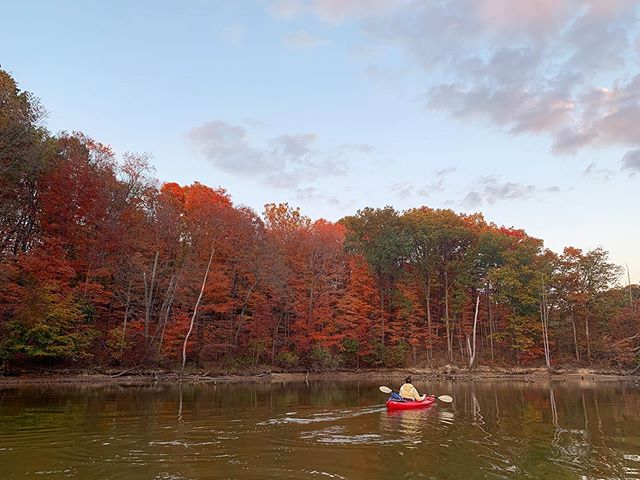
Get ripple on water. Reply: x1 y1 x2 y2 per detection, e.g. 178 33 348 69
148 440 220 447
154 473 188 480
258 406 385 426
300 425 403 446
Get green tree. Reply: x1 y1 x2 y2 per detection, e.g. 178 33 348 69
343 206 409 345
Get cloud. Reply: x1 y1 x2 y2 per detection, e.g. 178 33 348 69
284 31 329 49
291 187 344 208
302 0 640 167
551 77 640 154
221 22 245 44
272 133 317 158
189 120 268 173
462 176 560 206
583 163 614 182
269 0 303 19
391 167 455 199
189 120 367 187
473 0 577 34
311 0 409 23
621 149 640 175
293 186 323 201
391 182 424 199
434 166 457 177
337 143 376 154
292 186 342 204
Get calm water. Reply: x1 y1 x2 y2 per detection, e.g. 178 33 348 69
1 379 639 479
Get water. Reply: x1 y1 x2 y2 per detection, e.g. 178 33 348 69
1 379 639 479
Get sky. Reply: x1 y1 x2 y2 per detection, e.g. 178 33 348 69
2 0 639 281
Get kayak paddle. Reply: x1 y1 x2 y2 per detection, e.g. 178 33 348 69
378 385 453 403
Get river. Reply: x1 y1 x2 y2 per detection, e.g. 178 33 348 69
1 379 639 479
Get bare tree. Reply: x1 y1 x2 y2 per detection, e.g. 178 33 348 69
182 246 214 369
466 293 480 369
540 275 551 370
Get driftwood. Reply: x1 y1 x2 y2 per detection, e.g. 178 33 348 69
109 367 138 378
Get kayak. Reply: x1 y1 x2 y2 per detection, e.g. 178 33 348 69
386 395 436 410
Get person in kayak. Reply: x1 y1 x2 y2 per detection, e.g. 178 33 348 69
399 376 426 401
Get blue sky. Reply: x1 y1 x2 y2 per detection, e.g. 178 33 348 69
2 0 639 281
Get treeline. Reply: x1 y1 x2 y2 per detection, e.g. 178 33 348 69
1 69 639 372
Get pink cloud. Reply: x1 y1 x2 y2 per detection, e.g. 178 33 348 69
311 0 408 23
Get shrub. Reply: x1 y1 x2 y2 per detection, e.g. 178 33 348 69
341 338 361 367
365 341 407 368
275 351 299 370
309 347 342 372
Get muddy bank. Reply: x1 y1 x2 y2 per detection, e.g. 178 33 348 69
1 366 638 387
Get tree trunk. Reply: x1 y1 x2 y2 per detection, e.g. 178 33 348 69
426 278 433 363
120 282 131 357
272 312 284 362
380 281 385 346
456 314 465 360
182 246 214 369
155 274 176 354
585 316 591 364
571 314 581 363
234 281 257 346
467 293 480 369
487 295 495 365
540 277 551 370
444 272 452 362
144 251 159 348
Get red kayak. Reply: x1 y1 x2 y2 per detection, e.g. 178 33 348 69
386 395 436 410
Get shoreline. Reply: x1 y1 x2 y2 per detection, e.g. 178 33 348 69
1 366 638 387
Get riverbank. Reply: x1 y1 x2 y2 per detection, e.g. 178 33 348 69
1 366 638 387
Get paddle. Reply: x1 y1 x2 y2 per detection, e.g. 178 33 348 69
379 385 453 403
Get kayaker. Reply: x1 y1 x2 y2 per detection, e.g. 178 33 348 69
399 376 426 401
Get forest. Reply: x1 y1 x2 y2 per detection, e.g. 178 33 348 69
1 68 639 373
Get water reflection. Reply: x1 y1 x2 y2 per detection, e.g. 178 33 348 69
382 407 433 442
0 380 638 479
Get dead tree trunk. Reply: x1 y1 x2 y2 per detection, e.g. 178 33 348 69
466 293 480 370
540 277 551 370
182 246 214 369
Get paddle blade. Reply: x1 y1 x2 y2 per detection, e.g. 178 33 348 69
437 395 453 403
379 386 392 394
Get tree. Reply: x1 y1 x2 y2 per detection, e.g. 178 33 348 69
0 68 50 258
343 206 409 346
555 247 623 364
0 240 95 363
